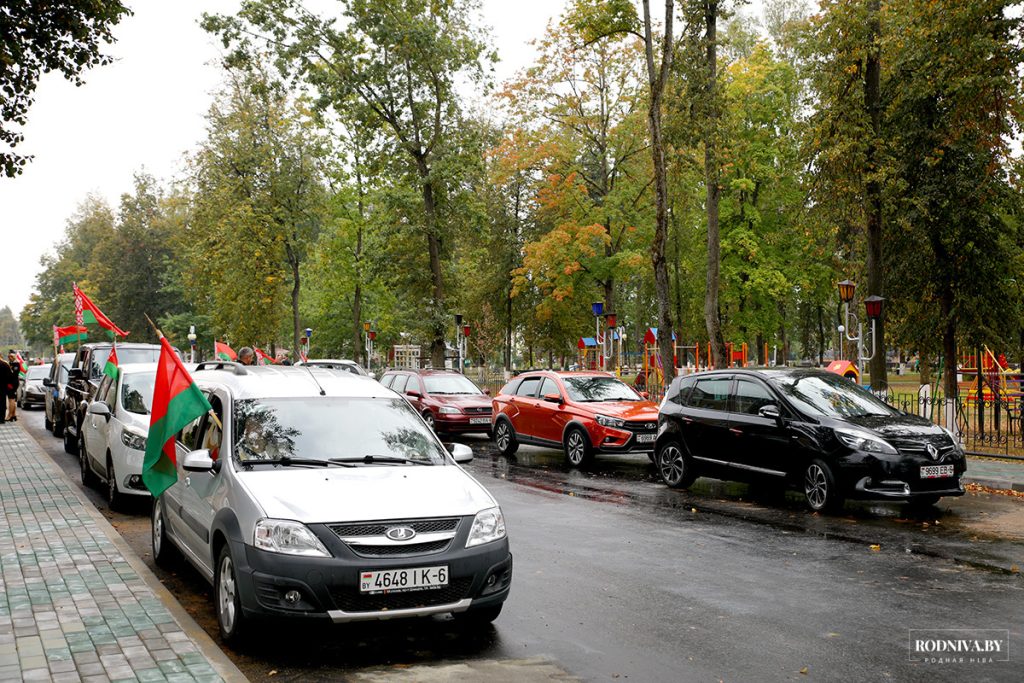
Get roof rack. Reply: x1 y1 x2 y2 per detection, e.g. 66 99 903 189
195 360 249 376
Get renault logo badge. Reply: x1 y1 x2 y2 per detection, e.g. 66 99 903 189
926 443 939 460
385 526 416 541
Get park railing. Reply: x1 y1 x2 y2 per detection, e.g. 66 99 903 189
875 390 1024 460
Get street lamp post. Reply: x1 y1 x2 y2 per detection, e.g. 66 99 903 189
837 280 884 386
591 302 604 371
187 326 197 364
454 314 464 373
363 321 373 373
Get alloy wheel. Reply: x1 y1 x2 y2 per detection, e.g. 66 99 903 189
495 422 510 450
659 444 686 486
567 431 586 466
424 412 435 430
804 463 828 510
218 554 237 634
152 502 163 556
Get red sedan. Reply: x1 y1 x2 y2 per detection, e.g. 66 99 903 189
379 369 493 434
491 371 660 466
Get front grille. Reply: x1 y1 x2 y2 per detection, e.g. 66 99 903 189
331 577 473 613
623 420 658 433
464 406 492 415
349 539 451 557
328 517 460 538
890 435 957 460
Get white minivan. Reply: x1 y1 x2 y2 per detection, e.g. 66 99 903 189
151 362 512 645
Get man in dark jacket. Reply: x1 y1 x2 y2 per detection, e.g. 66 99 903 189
0 357 15 423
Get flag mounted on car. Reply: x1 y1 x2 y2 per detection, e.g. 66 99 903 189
73 284 129 338
103 346 119 381
143 335 213 498
215 341 236 361
55 325 89 346
254 348 275 365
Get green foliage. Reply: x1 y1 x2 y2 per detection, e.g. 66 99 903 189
0 1 131 176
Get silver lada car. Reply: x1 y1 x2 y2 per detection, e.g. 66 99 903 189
151 362 512 644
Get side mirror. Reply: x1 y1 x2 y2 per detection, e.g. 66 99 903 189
446 442 474 464
42 378 53 387
758 404 782 421
183 449 215 472
68 368 85 381
543 393 563 404
87 402 111 420
484 388 491 396
640 391 650 400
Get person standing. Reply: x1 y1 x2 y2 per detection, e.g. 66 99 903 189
237 347 256 366
0 355 15 422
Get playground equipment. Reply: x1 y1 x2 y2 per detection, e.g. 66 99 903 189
825 359 860 383
577 337 599 370
959 346 1022 405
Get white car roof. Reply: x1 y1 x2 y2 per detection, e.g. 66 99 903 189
193 364 392 401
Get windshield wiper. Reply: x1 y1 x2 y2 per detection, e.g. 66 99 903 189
331 455 433 466
244 456 355 468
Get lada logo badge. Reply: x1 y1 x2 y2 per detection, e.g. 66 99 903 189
385 526 416 541
926 443 939 460
646 422 657 430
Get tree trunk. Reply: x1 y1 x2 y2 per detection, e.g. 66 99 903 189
702 1 726 369
865 0 887 390
353 161 366 366
920 355 932 386
504 286 513 371
942 287 957 398
416 156 447 369
816 305 825 364
643 0 676 392
290 253 301 358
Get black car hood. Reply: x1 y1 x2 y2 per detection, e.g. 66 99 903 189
837 413 944 438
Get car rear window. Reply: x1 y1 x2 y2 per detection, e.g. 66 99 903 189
687 378 731 411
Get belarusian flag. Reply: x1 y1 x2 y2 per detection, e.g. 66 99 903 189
73 283 129 338
215 341 236 361
254 348 275 365
55 325 89 346
14 352 27 377
103 347 119 381
143 336 213 498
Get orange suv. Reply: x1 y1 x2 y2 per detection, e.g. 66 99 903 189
491 371 660 466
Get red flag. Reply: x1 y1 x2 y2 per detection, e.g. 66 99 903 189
73 284 129 338
215 341 236 361
254 348 276 365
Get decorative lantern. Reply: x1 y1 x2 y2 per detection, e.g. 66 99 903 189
864 295 884 319
837 279 856 304
591 301 604 316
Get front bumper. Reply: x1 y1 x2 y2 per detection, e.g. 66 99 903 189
232 527 512 624
22 394 45 407
589 424 657 454
844 449 968 500
435 413 493 433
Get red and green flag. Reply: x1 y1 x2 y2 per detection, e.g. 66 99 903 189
14 352 27 377
143 336 213 498
254 348 275 365
55 325 89 346
103 346 119 381
74 283 129 338
215 341 236 361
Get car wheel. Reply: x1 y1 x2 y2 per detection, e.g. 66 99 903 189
657 441 697 489
803 459 843 512
494 419 518 456
216 545 249 646
53 413 64 437
453 604 502 626
63 416 78 455
106 454 124 511
44 413 52 431
151 496 179 568
80 436 96 488
423 411 436 431
563 426 593 467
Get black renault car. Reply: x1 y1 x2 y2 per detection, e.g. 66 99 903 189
655 368 966 511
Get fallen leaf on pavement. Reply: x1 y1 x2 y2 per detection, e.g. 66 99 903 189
800 667 809 674
869 544 881 551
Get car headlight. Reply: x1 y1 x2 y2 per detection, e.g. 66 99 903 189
595 414 625 428
438 406 462 415
254 519 331 557
834 427 898 455
941 426 962 449
466 507 506 548
120 429 147 452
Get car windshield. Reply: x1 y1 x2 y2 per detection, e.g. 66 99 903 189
770 373 897 419
121 372 156 415
423 374 483 395
58 356 73 383
233 397 448 465
89 347 162 379
563 376 640 402
26 366 49 380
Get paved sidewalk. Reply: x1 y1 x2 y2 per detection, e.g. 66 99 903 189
965 456 1024 493
0 423 245 683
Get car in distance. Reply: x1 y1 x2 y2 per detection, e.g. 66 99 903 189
80 363 158 509
151 362 512 645
491 371 661 466
379 369 493 434
296 358 369 376
44 352 75 435
63 343 169 456
16 363 50 410
655 368 967 511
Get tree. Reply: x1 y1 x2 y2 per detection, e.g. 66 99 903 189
0 307 22 349
203 0 493 368
0 0 131 176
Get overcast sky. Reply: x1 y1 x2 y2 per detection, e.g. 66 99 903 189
0 0 574 319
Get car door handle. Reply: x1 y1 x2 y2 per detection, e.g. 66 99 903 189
729 427 744 436
184 476 191 487
681 416 693 424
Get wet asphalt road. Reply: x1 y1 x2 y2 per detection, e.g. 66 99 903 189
19 407 1024 682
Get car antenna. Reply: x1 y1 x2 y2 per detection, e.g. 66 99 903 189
302 364 327 396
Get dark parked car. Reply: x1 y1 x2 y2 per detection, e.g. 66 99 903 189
17 363 50 409
378 369 492 434
655 368 966 511
62 343 169 456
45 352 75 435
